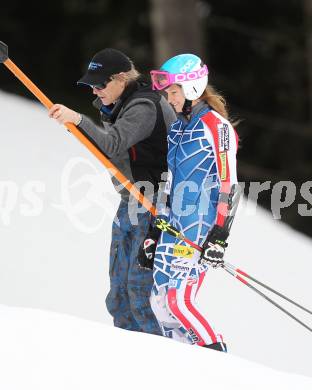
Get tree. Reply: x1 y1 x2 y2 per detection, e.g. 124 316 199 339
149 0 204 66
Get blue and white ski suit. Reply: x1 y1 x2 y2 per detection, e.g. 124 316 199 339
151 101 238 346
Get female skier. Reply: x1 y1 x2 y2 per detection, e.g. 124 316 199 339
139 53 239 351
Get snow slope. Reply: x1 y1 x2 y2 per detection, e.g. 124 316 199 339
0 304 311 390
0 90 311 378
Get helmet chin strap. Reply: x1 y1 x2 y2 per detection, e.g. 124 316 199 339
182 99 192 117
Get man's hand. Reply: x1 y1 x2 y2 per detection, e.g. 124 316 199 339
137 223 161 270
137 237 158 270
48 104 81 125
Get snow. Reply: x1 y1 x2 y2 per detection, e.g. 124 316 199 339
0 304 312 390
0 89 311 386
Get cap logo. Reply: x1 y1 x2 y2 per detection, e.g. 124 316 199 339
88 62 103 70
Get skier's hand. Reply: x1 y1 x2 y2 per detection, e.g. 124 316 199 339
49 104 82 126
137 223 161 270
200 242 226 268
199 225 228 268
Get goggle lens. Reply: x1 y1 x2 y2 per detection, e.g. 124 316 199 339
150 71 170 90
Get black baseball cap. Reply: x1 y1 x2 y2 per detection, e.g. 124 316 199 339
77 48 132 87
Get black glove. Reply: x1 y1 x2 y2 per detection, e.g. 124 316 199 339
200 225 228 268
137 223 161 270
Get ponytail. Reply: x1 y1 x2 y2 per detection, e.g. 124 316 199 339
200 85 229 119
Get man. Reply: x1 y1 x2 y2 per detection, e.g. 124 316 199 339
48 48 176 335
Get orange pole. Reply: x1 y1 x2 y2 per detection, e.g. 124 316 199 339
3 58 157 216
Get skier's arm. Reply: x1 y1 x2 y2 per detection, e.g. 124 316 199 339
200 122 239 267
213 123 239 240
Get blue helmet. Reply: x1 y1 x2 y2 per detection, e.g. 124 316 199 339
160 53 208 100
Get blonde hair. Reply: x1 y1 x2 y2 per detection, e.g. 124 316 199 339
200 85 229 119
200 84 240 127
112 64 140 85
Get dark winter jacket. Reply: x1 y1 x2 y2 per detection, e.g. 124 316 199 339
77 80 176 199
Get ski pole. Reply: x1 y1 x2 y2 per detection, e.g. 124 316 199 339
154 218 202 251
156 211 312 329
2 42 311 334
1 40 310 332
0 41 204 253
0 41 156 216
157 218 312 332
224 262 312 315
0 41 205 254
156 217 312 320
223 265 312 334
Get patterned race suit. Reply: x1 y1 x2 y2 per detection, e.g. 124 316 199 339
151 102 238 346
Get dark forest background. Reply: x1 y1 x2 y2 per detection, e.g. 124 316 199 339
1 0 312 238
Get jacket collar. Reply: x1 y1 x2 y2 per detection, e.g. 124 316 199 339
190 100 209 118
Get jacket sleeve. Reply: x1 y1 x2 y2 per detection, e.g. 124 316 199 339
77 98 157 158
209 119 240 240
